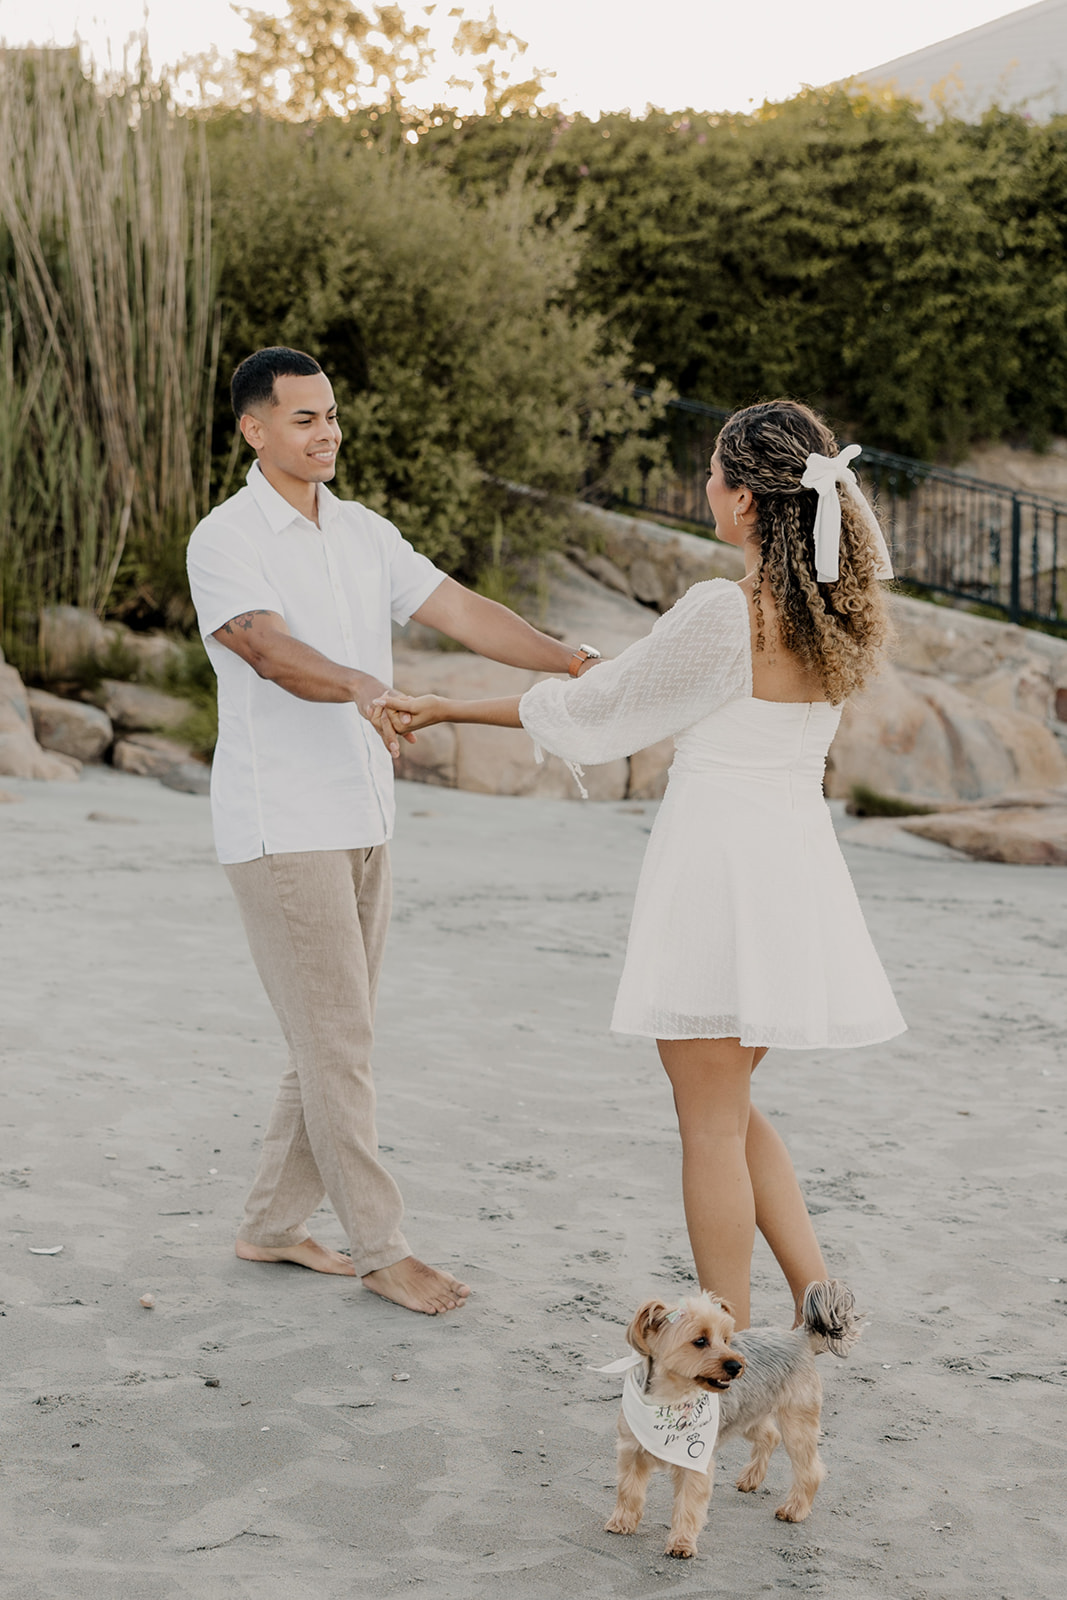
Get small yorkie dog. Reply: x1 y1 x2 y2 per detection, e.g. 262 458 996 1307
605 1281 863 1559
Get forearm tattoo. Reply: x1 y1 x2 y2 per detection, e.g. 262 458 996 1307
221 610 272 634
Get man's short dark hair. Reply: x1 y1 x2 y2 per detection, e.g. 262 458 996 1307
231 347 323 419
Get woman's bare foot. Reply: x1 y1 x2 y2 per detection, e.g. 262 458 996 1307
361 1256 470 1315
235 1237 357 1275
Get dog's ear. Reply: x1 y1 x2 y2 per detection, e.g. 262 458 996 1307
717 1298 736 1325
627 1299 672 1354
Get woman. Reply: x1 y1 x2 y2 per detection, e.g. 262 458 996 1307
375 400 906 1329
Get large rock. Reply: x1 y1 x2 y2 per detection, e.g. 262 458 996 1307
901 793 1067 865
120 632 185 678
27 688 113 762
454 723 628 800
890 593 1067 736
629 556 668 609
573 505 745 613
112 734 202 779
159 762 211 796
39 606 183 683
574 552 634 597
826 666 1067 804
393 532 1067 808
0 662 81 781
38 606 115 680
391 646 630 801
395 722 458 788
86 679 191 733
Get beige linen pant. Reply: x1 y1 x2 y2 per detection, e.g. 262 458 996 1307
224 845 409 1277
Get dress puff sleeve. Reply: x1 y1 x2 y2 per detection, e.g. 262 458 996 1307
518 578 752 768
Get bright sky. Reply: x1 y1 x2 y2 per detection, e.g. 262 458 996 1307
0 0 1043 114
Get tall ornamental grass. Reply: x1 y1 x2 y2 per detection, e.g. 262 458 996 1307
0 51 217 669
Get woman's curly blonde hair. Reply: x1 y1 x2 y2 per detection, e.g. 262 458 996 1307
716 399 892 704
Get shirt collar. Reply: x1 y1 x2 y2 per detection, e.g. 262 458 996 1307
246 459 340 533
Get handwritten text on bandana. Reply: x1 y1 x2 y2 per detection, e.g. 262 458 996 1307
594 1354 720 1474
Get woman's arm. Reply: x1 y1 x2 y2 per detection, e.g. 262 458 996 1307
517 580 751 766
375 580 750 766
372 692 523 735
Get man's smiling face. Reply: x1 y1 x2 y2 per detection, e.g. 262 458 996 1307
240 371 342 489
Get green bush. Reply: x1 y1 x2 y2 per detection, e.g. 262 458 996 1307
424 92 1067 460
206 115 661 584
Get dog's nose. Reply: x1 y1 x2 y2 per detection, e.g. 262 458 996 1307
723 1359 743 1378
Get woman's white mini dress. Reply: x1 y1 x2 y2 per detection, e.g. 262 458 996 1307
519 578 906 1049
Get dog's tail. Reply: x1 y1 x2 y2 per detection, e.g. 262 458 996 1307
799 1280 865 1358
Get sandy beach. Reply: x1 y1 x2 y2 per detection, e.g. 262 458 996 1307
1 766 1065 1599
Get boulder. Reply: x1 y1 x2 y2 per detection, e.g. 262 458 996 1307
87 679 191 733
576 552 633 597
889 592 1067 733
1 661 33 733
391 645 629 800
120 632 185 678
395 534 1067 809
112 734 201 779
573 505 745 613
528 556 660 658
394 722 458 788
0 662 81 781
628 737 675 801
453 722 628 800
38 606 115 680
39 605 183 683
160 762 212 796
629 557 667 609
901 801 1067 865
27 688 113 762
827 665 1067 805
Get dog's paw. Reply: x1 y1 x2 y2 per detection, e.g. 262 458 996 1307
736 1464 767 1493
605 1513 640 1536
664 1539 697 1559
774 1497 813 1523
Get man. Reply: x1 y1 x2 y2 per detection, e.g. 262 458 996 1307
187 346 600 1315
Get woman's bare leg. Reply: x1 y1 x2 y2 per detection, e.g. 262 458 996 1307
745 1105 827 1322
658 1037 757 1328
745 1047 827 1320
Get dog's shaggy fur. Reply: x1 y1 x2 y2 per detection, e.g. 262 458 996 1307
605 1281 863 1559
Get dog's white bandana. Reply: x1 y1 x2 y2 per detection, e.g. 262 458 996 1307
593 1353 720 1475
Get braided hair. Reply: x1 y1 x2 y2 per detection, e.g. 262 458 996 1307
716 399 892 704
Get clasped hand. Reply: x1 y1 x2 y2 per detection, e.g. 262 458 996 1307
369 690 447 758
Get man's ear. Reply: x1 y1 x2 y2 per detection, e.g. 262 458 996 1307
239 411 264 452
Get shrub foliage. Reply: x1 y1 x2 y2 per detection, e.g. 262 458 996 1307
206 114 659 584
3 34 1067 657
0 51 217 662
423 90 1067 459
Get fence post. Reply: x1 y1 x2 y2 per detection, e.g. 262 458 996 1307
1009 496 1022 623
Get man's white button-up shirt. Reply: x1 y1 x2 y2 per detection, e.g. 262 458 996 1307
187 461 445 864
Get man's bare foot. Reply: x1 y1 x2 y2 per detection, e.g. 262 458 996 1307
235 1237 357 1275
361 1256 470 1315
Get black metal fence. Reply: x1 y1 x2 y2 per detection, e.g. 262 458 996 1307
612 394 1066 627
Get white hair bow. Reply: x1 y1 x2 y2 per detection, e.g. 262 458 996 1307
800 445 894 584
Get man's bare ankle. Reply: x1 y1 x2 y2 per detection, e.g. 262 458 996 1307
235 1237 356 1275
